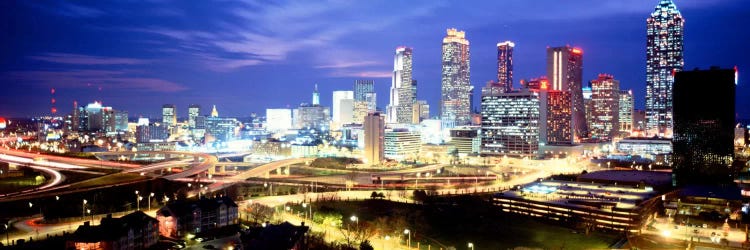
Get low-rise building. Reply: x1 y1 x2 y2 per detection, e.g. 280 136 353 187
156 197 239 238
67 211 159 250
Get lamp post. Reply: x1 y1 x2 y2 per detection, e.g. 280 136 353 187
350 215 358 227
86 209 92 223
468 242 474 250
149 193 154 211
4 224 9 246
135 191 140 210
404 229 411 249
82 199 87 219
383 235 390 250
302 203 312 220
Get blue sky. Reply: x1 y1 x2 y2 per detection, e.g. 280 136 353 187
0 0 748 119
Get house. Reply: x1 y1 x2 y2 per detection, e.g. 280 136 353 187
156 196 239 238
66 211 159 250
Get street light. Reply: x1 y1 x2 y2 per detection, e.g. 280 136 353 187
404 229 411 249
82 199 87 219
350 215 358 226
468 242 474 250
4 224 9 246
137 195 143 211
302 203 312 220
149 192 154 211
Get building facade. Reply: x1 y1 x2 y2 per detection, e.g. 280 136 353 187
481 84 540 157
188 104 200 129
497 41 515 93
384 129 422 161
547 46 587 141
162 104 177 128
589 74 620 140
539 84 573 145
363 112 384 165
672 68 735 186
619 90 634 136
388 47 416 124
441 28 471 128
156 197 239 238
645 0 684 137
266 109 293 132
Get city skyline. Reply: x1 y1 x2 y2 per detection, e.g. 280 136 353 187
0 0 748 119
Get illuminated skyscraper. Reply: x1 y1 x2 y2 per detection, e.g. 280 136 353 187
312 84 320 106
589 74 620 140
645 0 684 137
188 104 201 129
481 82 539 157
441 28 471 128
546 46 587 140
354 80 376 111
210 105 219 118
387 47 415 124
497 41 515 93
672 67 735 186
162 104 177 127
363 112 384 165
537 79 573 145
619 90 634 136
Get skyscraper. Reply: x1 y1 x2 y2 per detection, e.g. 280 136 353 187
589 74 620 140
364 112 385 165
266 108 292 132
645 0 684 137
387 47 415 124
354 80 375 102
332 91 354 124
188 104 201 129
619 90 634 136
481 82 539 157
441 28 471 128
162 104 177 127
210 105 219 118
312 84 320 106
672 67 736 186
497 41 515 93
547 46 587 140
538 80 573 145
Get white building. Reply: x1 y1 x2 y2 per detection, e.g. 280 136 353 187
266 109 293 132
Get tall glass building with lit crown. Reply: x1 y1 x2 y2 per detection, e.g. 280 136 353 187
441 28 471 128
387 47 415 124
645 0 684 137
497 41 515 93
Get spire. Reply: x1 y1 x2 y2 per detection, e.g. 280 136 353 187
653 0 681 16
211 105 218 117
312 84 320 106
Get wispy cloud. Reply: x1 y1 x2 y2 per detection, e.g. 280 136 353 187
2 70 186 93
315 61 382 69
29 53 150 66
328 70 392 78
25 2 105 18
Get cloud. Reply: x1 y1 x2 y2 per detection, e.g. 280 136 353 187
25 2 105 18
2 70 186 93
29 53 150 66
315 61 382 69
328 70 392 78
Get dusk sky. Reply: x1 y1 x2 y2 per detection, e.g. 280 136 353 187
0 0 748 120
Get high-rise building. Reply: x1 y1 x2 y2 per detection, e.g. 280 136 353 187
312 84 320 106
538 80 573 145
582 86 594 134
114 111 128 132
266 109 292 132
441 28 471 128
481 83 539 157
619 90 634 136
135 123 168 143
497 41 515 93
332 91 354 124
294 105 330 130
645 0 684 137
210 105 219 118
162 104 177 127
589 74 620 140
547 46 587 141
520 76 546 91
672 67 736 186
450 128 481 156
412 100 429 123
205 117 238 142
354 80 375 102
363 112 384 165
188 104 201 129
387 47 415 124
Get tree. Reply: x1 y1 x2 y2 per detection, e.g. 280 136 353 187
359 240 374 250
247 203 275 224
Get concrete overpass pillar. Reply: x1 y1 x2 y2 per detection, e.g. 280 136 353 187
218 165 225 173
